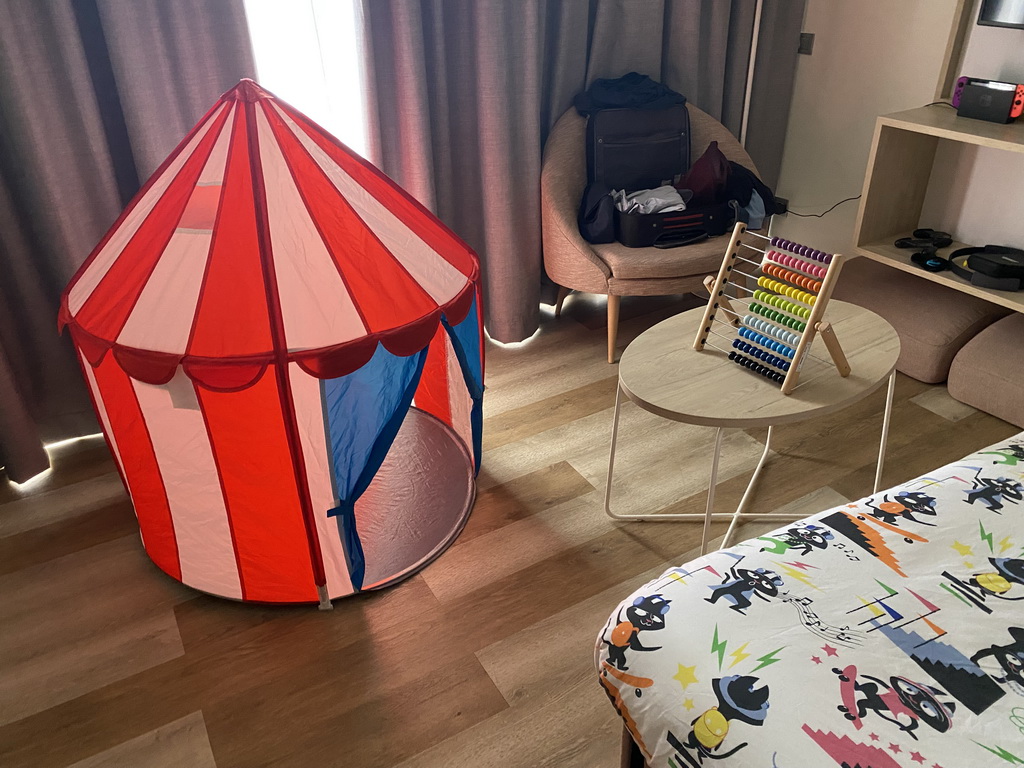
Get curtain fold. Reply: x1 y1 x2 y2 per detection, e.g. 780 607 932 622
359 0 804 342
0 0 254 483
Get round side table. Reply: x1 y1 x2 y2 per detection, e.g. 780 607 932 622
604 299 901 553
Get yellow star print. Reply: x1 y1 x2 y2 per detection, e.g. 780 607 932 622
951 541 973 557
673 664 699 690
682 698 695 711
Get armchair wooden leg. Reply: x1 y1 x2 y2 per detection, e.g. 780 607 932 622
554 285 571 317
607 294 621 363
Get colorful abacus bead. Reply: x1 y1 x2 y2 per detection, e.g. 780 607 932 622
729 351 786 383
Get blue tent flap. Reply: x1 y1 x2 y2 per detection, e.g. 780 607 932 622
443 298 484 470
321 343 428 589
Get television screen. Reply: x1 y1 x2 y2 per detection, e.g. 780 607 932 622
978 0 1024 29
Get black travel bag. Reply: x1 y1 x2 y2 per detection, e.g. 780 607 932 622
615 201 736 249
586 105 690 190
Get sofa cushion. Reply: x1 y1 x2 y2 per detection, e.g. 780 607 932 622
948 313 1024 428
832 257 1011 383
591 236 727 280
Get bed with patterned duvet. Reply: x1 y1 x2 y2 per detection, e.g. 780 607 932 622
596 433 1024 768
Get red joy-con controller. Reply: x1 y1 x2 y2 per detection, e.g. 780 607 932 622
1012 83 1024 118
952 76 968 108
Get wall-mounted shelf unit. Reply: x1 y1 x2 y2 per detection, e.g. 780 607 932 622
853 105 1024 313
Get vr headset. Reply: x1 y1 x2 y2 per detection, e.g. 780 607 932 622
919 245 1024 291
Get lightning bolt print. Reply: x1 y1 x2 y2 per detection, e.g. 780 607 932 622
974 741 1024 765
752 647 784 672
774 561 821 591
711 624 727 671
783 561 817 572
998 536 1014 554
728 642 751 669
980 521 995 553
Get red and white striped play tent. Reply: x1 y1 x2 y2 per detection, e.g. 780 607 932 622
59 80 483 606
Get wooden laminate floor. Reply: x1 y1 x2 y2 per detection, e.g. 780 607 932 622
1 292 1017 768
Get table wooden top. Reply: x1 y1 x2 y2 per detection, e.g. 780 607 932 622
617 300 900 428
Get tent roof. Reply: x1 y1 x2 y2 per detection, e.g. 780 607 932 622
60 80 479 390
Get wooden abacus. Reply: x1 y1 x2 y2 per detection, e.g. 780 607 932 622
693 222 850 395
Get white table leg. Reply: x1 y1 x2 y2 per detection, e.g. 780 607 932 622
605 384 732 522
873 371 896 494
605 390 795 530
700 428 725 554
720 426 774 551
604 384 625 519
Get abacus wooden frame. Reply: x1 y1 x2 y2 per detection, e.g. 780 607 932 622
693 222 851 395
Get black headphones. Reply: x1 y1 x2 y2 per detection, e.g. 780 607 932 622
949 245 1024 291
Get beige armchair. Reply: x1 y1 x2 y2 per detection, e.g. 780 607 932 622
541 105 760 362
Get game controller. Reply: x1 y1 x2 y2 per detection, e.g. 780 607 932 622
1012 83 1024 119
952 76 968 108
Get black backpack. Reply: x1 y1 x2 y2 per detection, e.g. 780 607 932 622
586 105 690 189
577 182 615 244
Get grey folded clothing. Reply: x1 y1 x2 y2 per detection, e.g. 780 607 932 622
611 185 690 214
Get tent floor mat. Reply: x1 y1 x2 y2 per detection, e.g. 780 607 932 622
351 407 476 594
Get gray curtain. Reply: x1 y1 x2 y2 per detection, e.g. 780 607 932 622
359 0 804 342
0 0 254 482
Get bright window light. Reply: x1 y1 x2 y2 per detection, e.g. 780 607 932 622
485 327 542 349
6 433 105 491
43 433 105 451
243 0 368 157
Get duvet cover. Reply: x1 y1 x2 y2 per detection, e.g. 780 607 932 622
597 433 1024 767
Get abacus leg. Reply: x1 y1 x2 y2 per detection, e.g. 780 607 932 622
873 371 896 494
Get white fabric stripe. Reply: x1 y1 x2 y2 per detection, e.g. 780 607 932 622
288 364 353 598
254 107 366 351
79 353 134 521
199 110 232 185
116 112 230 352
269 103 467 306
131 371 242 599
115 231 213 352
445 334 474 456
67 103 231 315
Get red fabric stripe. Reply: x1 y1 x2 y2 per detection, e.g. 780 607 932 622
263 105 438 335
74 106 232 341
195 366 318 603
91 356 181 581
414 324 454 428
277 102 479 281
243 99 327 590
188 105 274 358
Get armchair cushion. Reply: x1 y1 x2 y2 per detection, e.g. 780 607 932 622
592 238 727 280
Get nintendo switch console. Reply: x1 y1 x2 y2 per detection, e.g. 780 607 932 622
952 76 1024 123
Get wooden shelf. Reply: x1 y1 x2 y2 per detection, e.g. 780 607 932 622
854 106 1024 314
855 238 1024 313
878 106 1024 154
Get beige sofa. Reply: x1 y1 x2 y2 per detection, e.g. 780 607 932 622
541 105 760 363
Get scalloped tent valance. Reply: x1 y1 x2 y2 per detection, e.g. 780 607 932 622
61 80 483 605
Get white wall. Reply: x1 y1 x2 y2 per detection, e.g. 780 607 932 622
920 0 1024 249
770 1 958 255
